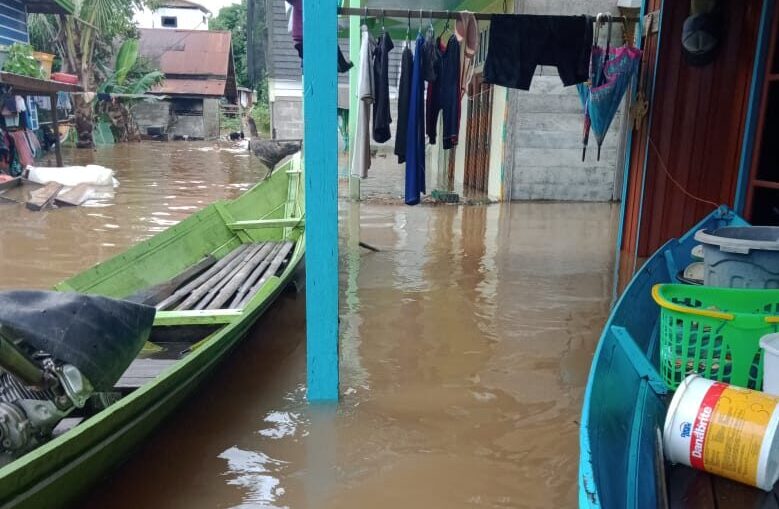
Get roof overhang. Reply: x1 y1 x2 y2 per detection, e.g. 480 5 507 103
24 0 75 15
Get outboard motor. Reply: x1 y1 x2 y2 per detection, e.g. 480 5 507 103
0 291 155 457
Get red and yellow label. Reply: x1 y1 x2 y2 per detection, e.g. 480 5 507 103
689 382 778 486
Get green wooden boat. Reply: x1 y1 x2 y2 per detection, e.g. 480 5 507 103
0 154 305 508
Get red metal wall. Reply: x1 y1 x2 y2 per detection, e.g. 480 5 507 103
620 0 763 286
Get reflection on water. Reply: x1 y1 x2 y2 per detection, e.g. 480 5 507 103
0 142 618 508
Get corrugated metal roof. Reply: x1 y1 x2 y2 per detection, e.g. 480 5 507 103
139 28 232 77
152 78 226 96
139 28 237 98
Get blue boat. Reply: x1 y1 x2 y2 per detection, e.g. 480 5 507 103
578 207 749 508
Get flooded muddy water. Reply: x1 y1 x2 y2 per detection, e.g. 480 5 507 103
0 143 619 508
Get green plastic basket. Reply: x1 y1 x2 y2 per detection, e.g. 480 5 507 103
652 284 779 390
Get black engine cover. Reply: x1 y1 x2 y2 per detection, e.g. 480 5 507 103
0 291 155 390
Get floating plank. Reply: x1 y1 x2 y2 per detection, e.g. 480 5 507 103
153 309 242 327
0 176 21 192
114 359 177 390
55 183 95 207
125 255 217 306
26 182 63 211
157 243 248 310
227 218 305 230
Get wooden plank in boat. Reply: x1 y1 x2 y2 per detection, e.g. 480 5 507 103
115 359 177 389
227 217 305 230
126 255 217 306
154 309 242 326
667 464 779 509
26 182 63 211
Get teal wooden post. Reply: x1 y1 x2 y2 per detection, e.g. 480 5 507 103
304 0 339 401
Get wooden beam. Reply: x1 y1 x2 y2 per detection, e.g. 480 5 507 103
0 73 82 95
50 94 63 167
153 309 242 327
227 218 305 230
304 0 339 402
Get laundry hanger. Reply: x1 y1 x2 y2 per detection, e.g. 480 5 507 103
406 10 411 42
439 11 452 40
381 9 386 35
361 6 367 27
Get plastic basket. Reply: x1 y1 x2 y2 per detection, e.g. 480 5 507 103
652 284 779 389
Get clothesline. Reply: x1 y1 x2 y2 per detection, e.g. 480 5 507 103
337 7 639 23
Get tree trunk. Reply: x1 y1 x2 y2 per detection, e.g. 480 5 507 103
73 95 94 148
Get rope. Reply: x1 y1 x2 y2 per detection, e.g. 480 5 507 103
648 136 720 209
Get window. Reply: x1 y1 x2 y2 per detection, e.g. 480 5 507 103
161 16 177 28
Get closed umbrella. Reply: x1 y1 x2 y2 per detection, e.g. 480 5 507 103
577 14 611 161
588 46 642 160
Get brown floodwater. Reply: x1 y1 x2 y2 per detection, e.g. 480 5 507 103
0 142 619 508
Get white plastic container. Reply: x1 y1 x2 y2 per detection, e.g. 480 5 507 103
664 374 779 490
761 333 779 397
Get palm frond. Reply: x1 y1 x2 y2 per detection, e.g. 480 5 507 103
114 40 139 86
129 71 164 94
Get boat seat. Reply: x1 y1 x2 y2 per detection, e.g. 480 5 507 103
115 359 177 390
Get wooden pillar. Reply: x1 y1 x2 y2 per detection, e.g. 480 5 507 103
50 94 63 167
348 0 361 201
303 0 339 401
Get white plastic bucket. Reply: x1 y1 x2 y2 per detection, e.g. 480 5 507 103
664 374 779 490
762 333 779 397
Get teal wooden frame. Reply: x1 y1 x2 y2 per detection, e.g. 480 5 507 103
303 0 340 401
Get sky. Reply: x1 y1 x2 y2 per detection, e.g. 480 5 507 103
199 0 240 16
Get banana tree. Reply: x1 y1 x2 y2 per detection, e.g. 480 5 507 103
96 39 164 141
29 0 148 147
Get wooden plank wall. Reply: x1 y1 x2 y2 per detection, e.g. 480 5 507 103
619 0 763 289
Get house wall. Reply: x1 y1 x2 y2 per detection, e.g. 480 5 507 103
0 0 29 46
619 0 763 278
132 101 172 135
133 97 220 140
504 0 624 202
202 97 220 138
135 7 209 30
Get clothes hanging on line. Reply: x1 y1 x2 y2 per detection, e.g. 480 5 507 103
422 26 440 83
455 12 480 99
427 34 462 149
405 34 426 206
394 41 413 164
372 31 394 143
350 25 376 179
484 14 593 90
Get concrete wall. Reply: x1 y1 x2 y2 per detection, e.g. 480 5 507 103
135 7 209 30
132 101 172 135
505 0 626 201
202 98 220 139
271 97 304 140
133 97 220 140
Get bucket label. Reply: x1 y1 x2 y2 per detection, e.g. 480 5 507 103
689 382 778 486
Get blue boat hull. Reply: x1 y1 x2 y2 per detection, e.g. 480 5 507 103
578 207 747 508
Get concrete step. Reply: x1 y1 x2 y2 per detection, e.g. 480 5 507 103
516 93 585 114
517 124 621 150
511 165 616 202
515 147 617 167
